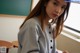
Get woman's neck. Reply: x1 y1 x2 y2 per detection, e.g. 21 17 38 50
37 15 51 31
44 15 50 26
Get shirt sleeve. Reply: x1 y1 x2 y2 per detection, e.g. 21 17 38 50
19 23 40 53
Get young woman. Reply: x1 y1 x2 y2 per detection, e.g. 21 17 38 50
18 0 70 53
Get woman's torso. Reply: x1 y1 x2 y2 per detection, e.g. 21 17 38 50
18 17 56 53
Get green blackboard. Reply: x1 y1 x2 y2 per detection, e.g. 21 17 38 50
0 0 32 16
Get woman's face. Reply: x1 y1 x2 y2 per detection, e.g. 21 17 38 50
45 0 67 20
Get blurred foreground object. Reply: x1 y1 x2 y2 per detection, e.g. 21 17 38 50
65 0 80 4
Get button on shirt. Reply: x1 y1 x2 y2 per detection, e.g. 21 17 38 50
44 24 55 53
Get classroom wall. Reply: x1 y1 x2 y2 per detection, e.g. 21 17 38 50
0 0 38 42
0 14 26 42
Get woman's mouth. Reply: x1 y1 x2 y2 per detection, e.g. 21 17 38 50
52 13 58 17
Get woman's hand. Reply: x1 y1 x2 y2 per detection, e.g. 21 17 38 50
56 49 69 53
63 51 69 53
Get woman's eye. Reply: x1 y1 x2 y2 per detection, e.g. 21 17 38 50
53 2 58 6
61 6 66 9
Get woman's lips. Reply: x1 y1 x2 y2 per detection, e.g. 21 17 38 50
52 13 58 17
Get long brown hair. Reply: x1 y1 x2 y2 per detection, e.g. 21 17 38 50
20 0 70 38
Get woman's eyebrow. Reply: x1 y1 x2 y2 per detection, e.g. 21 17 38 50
54 0 67 6
54 0 60 3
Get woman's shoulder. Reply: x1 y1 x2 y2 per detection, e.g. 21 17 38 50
26 17 40 25
22 17 41 29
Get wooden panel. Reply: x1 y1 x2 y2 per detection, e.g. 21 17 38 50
0 40 12 48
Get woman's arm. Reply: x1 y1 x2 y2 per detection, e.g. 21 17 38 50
18 23 40 53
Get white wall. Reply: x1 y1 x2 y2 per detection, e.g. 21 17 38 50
0 14 26 42
32 0 39 10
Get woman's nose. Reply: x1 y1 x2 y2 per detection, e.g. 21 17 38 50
55 7 61 15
